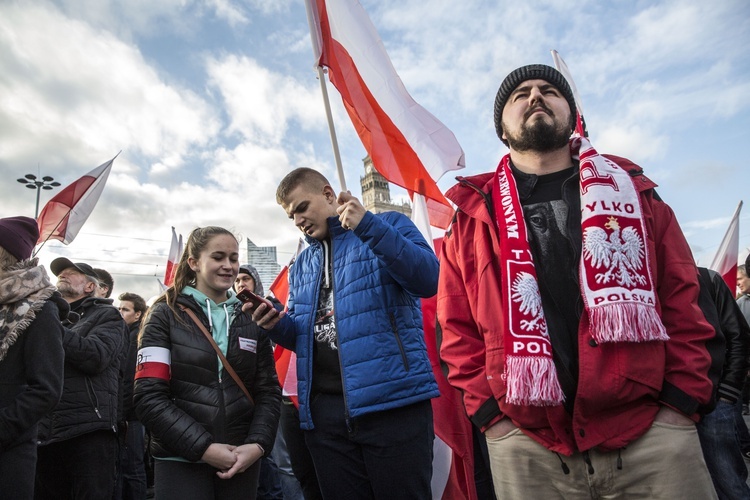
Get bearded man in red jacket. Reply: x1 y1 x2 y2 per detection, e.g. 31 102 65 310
437 64 717 498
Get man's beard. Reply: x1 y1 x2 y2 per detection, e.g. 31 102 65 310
503 112 571 153
56 282 82 300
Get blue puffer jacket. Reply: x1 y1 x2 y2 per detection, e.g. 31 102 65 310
269 211 440 429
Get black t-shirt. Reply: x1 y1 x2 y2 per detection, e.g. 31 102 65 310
516 165 582 411
311 239 343 394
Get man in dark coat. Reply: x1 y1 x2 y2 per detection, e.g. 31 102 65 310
35 258 127 499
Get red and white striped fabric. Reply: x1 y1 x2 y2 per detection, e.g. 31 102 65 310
164 227 182 287
709 201 743 292
551 50 587 138
36 155 116 245
134 346 171 381
273 344 299 407
423 292 478 500
306 0 464 229
270 239 306 406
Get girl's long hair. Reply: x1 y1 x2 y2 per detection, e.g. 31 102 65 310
151 226 237 321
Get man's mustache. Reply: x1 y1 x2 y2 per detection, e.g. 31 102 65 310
524 103 551 120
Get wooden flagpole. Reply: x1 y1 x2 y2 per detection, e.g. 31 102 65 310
304 0 347 192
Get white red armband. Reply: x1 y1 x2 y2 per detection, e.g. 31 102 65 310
135 346 171 380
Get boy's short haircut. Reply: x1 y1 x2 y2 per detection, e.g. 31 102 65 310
276 168 331 205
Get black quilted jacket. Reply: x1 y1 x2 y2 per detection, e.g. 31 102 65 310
133 294 281 462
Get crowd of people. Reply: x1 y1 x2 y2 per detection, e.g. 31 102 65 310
2 63 750 500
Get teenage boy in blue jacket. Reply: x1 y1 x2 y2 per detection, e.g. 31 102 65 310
247 167 439 499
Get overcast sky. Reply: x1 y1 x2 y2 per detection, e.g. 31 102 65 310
2 0 749 301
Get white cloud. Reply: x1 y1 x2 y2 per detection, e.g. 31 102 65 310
243 0 294 15
205 54 325 143
593 125 669 162
210 0 249 26
54 0 203 39
0 2 220 174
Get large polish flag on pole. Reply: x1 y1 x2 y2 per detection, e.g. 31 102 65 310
410 190 477 499
422 291 478 500
35 154 117 250
305 0 464 229
709 201 743 292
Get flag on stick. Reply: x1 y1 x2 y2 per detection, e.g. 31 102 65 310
423 238 477 500
306 0 464 229
270 239 306 304
164 227 182 287
708 201 743 292
411 198 478 500
36 154 117 248
274 344 299 407
270 239 306 407
551 50 588 138
269 266 291 305
424 298 477 500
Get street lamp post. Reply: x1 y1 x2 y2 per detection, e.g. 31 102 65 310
16 174 61 218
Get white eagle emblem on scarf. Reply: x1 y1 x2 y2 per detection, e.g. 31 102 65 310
511 272 548 337
583 216 647 289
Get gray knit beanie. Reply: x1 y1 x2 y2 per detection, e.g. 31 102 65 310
494 64 577 140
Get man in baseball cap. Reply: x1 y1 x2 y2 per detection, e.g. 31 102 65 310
35 256 127 498
437 64 716 497
50 258 100 303
50 258 98 278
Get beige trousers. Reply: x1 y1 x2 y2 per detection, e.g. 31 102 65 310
485 422 717 499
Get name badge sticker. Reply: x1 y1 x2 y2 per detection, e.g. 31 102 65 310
239 337 257 353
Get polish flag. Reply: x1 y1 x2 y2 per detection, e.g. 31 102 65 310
424 238 477 500
270 239 306 406
411 191 478 498
306 0 464 229
164 227 183 287
424 295 478 500
36 154 117 246
269 266 291 306
551 50 588 138
709 201 743 292
273 344 299 407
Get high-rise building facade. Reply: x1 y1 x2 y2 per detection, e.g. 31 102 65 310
244 238 281 292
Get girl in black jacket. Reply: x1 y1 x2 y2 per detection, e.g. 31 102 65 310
134 226 281 500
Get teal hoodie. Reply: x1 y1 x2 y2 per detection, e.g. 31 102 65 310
182 286 240 372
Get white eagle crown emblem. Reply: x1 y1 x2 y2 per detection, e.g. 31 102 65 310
582 216 647 288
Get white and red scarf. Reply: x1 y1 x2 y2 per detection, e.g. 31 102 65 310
492 137 668 406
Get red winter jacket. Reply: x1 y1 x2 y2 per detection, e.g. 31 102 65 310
437 156 714 456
